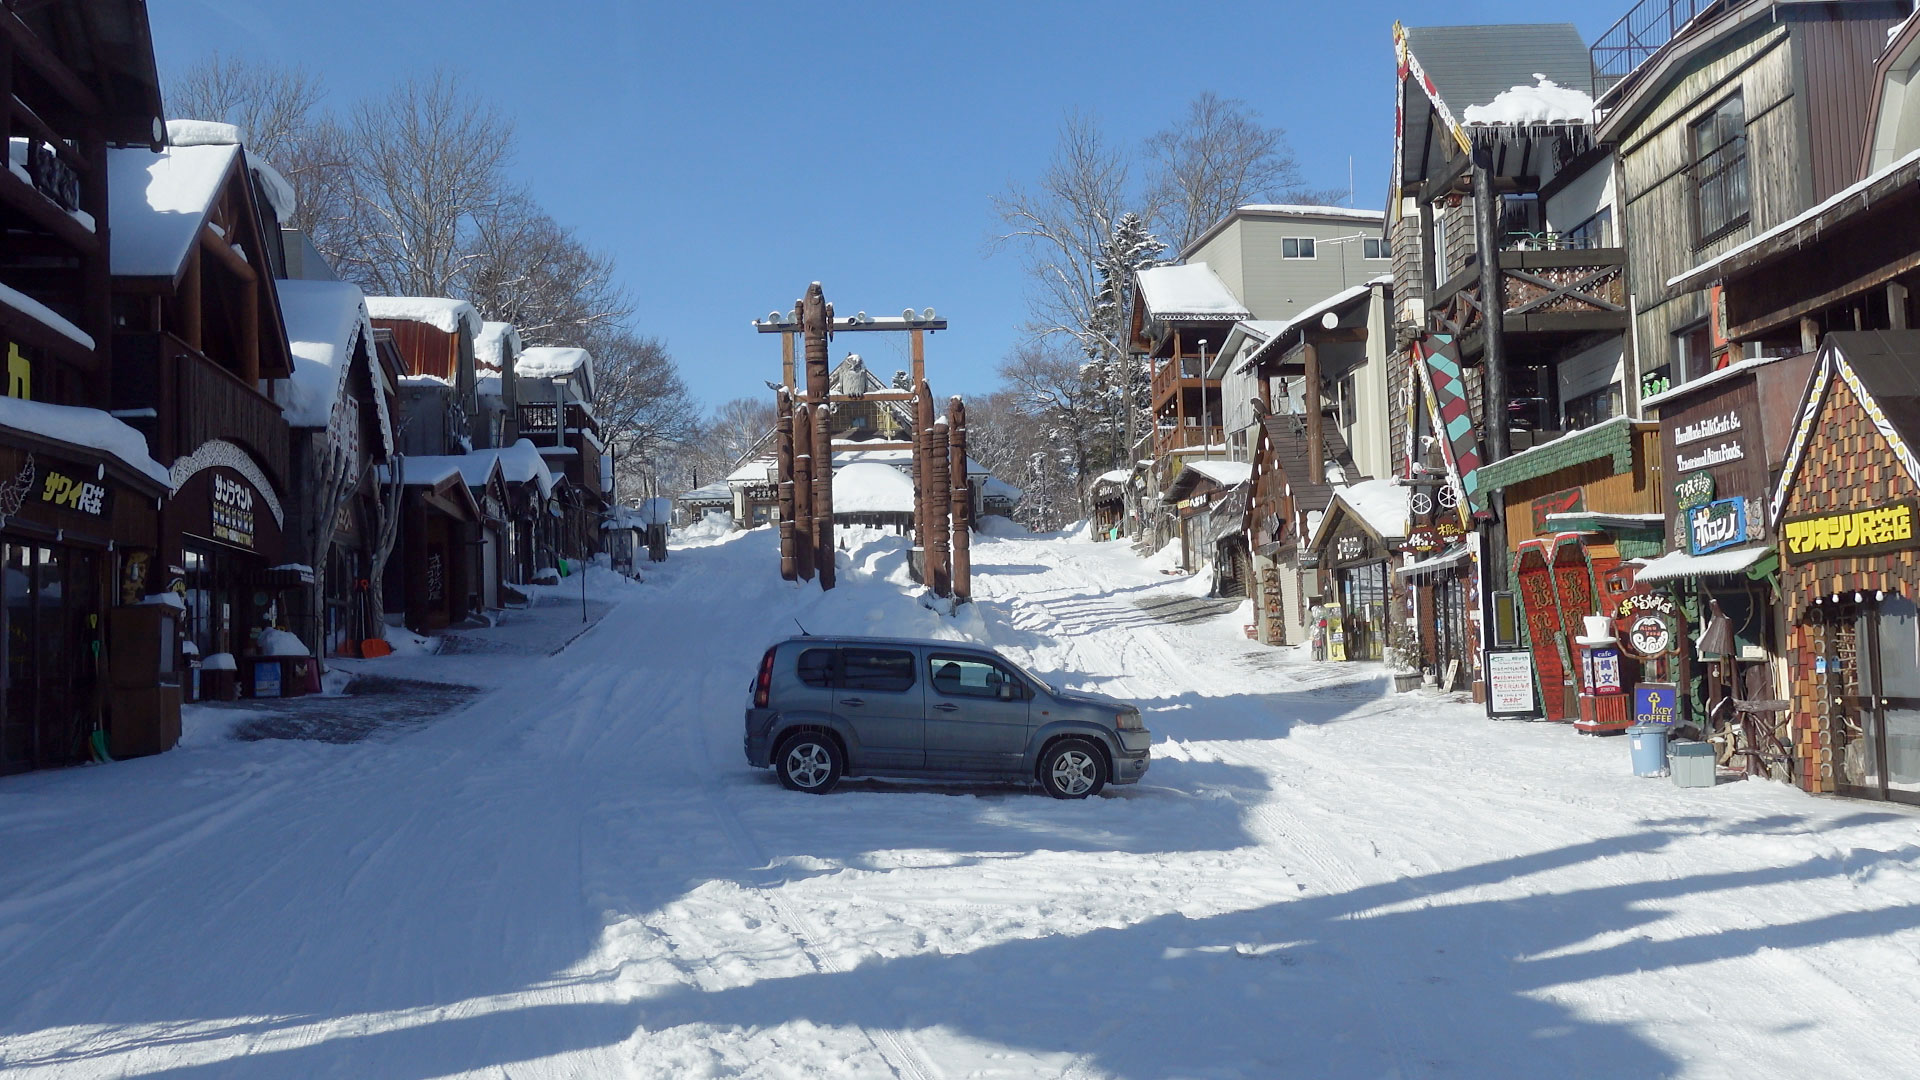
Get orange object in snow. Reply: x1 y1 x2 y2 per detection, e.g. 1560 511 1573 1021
360 638 393 658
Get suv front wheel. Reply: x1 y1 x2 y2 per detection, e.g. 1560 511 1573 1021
1039 738 1107 799
776 732 843 794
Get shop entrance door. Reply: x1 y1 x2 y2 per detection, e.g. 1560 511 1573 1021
1339 562 1388 662
1844 597 1920 804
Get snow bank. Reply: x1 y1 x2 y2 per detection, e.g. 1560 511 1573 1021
364 296 482 338
1463 74 1594 127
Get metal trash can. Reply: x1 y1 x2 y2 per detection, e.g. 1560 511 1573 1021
1669 741 1716 788
1628 723 1670 777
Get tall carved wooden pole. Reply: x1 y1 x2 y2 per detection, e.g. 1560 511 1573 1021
776 389 796 580
928 415 952 598
914 378 936 579
813 403 835 590
948 396 970 603
802 283 835 590
793 402 815 581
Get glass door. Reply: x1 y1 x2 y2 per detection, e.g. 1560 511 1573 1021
1863 597 1920 803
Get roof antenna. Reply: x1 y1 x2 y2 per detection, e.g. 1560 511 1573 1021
794 617 812 636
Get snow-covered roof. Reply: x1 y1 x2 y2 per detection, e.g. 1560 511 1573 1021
403 453 502 491
1232 204 1385 220
1232 278 1390 374
0 397 173 487
1322 478 1409 541
1631 544 1770 583
1093 469 1131 486
1462 75 1594 127
364 296 483 338
679 481 733 503
0 281 93 349
275 280 372 428
462 440 556 496
474 321 521 374
831 462 916 514
981 473 1023 502
165 119 241 146
726 456 774 484
1183 459 1252 487
1136 264 1250 322
516 345 593 384
107 142 241 277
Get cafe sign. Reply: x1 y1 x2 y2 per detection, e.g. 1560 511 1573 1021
1781 499 1920 565
1686 496 1747 556
1673 471 1715 512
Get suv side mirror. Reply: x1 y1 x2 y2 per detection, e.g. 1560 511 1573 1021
996 683 1015 701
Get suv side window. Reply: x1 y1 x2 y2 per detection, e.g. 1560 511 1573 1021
797 647 837 688
928 654 1025 699
841 648 916 692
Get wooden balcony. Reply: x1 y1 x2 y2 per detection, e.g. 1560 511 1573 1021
1431 247 1627 346
1151 356 1210 409
1153 423 1225 459
516 401 600 437
112 331 289 485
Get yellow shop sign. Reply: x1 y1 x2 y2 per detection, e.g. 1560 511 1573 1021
1781 500 1920 564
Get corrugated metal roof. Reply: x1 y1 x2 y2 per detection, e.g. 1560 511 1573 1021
1403 23 1594 112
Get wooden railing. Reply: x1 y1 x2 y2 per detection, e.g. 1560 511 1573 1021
1431 247 1627 339
1154 424 1224 457
1150 356 1210 404
112 331 289 485
516 401 598 436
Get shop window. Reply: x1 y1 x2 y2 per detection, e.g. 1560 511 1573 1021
1691 93 1751 245
1673 321 1715 382
1563 383 1622 430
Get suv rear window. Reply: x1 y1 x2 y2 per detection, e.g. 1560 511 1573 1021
841 648 916 692
796 648 836 688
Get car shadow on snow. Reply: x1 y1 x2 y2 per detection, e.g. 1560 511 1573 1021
90 816 1920 1079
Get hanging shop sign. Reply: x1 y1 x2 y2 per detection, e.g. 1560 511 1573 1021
212 474 256 548
1407 528 1439 553
1486 648 1538 718
1530 487 1585 534
1435 517 1466 543
1686 497 1748 556
1780 500 1920 565
1633 683 1678 726
1673 472 1715 512
1616 592 1680 659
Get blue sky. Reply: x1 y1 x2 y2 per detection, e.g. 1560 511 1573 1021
153 1 1621 412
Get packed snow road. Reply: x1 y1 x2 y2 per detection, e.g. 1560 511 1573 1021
2 525 1918 1079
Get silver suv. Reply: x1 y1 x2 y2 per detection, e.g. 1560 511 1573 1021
744 635 1150 798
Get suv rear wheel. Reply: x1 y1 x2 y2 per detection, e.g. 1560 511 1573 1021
776 732 843 794
1039 738 1106 799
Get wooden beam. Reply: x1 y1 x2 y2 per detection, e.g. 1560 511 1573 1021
1304 339 1324 486
0 162 100 253
180 245 202 351
199 224 258 283
1891 281 1909 330
780 330 794 389
0 12 102 119
789 390 916 403
910 328 925 388
1729 248 1920 343
755 317 947 333
834 440 917 451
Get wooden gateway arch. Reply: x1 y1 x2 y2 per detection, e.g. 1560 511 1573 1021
754 282 971 600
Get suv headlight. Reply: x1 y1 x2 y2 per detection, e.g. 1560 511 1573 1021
1116 710 1143 731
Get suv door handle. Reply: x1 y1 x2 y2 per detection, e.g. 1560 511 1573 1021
841 697 866 707
933 702 959 712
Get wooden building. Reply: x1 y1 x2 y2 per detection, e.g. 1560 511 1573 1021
108 121 300 694
1303 478 1409 663
1 1 176 772
1246 413 1356 647
516 345 606 560
1130 264 1248 551
1593 0 1906 399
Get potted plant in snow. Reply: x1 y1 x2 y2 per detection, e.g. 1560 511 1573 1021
1387 644 1424 693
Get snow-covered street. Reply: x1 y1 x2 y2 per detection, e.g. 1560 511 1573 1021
2 526 1918 1079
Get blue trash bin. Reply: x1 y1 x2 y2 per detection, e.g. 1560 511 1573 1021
1628 723 1670 777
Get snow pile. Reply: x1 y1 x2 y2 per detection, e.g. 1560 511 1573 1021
254 629 310 657
107 142 241 277
1463 74 1595 127
675 511 735 541
1135 264 1251 321
474 321 522 375
364 296 483 338
832 462 916 514
0 396 171 485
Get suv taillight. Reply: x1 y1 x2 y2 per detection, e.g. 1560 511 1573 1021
753 646 777 708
